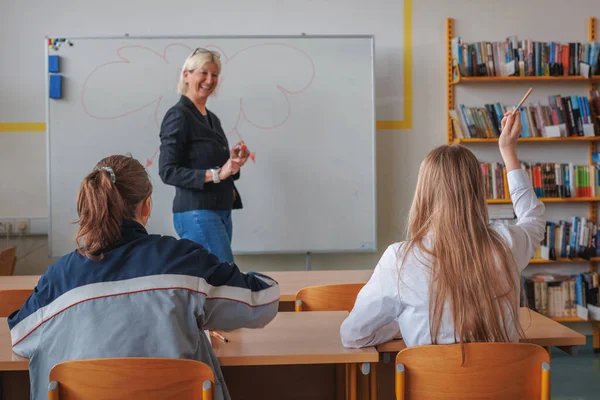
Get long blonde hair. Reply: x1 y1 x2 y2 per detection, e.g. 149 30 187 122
401 144 523 350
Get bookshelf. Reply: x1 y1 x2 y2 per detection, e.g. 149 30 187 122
552 317 588 322
454 137 600 144
488 197 600 204
456 76 589 84
530 257 600 264
447 16 600 350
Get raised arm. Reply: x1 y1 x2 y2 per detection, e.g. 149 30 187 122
492 112 546 271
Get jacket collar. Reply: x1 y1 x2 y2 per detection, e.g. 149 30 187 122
97 219 148 255
179 95 226 143
120 219 148 243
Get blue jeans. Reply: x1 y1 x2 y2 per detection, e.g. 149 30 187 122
173 210 234 264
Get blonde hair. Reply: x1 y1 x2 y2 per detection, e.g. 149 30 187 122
401 144 523 355
177 49 222 95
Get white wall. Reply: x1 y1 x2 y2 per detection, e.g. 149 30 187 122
1 0 599 285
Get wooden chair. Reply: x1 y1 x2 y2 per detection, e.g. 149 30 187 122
294 283 365 312
295 283 367 400
48 357 215 400
0 289 32 317
0 246 17 276
395 342 551 400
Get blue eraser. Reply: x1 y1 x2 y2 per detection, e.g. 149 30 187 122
49 75 62 99
48 55 59 73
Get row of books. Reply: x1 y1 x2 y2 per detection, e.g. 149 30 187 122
522 273 599 318
451 37 600 77
537 217 599 261
450 94 598 139
481 161 600 200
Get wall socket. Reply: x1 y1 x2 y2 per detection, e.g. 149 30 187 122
15 219 29 235
0 219 14 235
0 218 30 235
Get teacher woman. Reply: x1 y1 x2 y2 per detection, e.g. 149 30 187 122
159 48 249 263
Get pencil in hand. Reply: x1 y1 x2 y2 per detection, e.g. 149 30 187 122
511 87 533 117
210 331 229 343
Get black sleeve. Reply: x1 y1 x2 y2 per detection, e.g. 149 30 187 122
158 108 206 190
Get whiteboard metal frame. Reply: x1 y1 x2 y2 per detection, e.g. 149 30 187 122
45 34 377 256
45 38 53 256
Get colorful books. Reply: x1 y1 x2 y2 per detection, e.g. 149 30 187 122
452 94 597 139
452 37 600 77
522 272 599 317
480 162 600 200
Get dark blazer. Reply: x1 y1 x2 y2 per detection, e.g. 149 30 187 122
159 95 243 213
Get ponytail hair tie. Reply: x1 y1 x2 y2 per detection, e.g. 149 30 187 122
96 166 116 183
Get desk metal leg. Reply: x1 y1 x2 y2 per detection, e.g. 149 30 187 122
336 364 345 400
593 322 600 354
557 345 578 356
349 363 357 400
358 363 369 399
345 364 350 400
370 362 377 400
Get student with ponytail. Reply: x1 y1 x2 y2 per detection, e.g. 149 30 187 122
8 155 279 400
340 112 545 352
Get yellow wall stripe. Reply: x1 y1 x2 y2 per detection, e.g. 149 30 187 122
3 2 412 133
400 0 413 130
375 0 413 130
0 123 46 132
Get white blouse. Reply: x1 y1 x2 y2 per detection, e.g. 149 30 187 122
340 168 546 348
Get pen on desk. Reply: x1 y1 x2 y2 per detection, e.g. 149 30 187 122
211 331 229 343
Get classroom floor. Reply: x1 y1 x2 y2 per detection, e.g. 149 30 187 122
551 336 600 400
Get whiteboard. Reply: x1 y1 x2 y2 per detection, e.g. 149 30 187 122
46 35 376 257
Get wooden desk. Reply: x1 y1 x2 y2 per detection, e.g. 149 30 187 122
214 311 377 366
0 308 587 400
0 276 39 292
0 312 376 400
0 312 376 369
376 307 586 354
214 311 377 400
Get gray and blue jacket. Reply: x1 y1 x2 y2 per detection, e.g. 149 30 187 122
8 220 280 400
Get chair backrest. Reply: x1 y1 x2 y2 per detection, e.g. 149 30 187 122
395 342 550 400
0 289 32 317
0 246 17 276
295 283 365 312
48 357 215 400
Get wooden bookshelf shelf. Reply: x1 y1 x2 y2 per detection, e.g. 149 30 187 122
454 76 589 84
529 257 600 264
454 137 600 144
488 197 600 204
447 15 600 348
550 317 588 322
